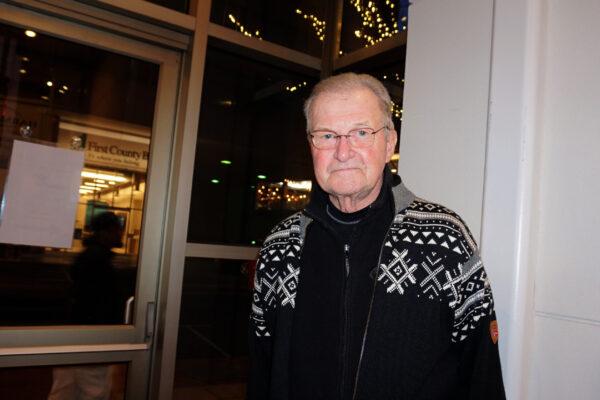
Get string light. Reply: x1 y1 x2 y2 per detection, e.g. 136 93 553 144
227 14 262 40
296 9 326 41
390 100 403 119
349 0 407 48
285 81 308 93
224 3 407 50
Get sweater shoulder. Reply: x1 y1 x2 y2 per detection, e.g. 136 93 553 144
400 197 479 257
262 211 303 245
407 197 466 221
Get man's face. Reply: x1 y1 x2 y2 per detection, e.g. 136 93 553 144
308 88 397 202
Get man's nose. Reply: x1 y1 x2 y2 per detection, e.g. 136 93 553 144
334 135 354 161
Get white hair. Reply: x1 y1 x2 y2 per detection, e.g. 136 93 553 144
303 72 394 131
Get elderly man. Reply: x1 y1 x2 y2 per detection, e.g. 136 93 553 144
247 73 505 399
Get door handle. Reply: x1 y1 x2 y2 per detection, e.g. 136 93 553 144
124 296 135 324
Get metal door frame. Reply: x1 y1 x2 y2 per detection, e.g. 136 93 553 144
0 3 183 397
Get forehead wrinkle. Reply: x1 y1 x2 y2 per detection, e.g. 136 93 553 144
309 89 382 130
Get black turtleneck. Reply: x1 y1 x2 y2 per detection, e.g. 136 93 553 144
289 168 397 400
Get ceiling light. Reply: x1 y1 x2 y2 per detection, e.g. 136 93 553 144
81 185 101 191
81 171 128 183
84 182 109 188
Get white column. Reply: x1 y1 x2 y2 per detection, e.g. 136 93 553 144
401 0 542 398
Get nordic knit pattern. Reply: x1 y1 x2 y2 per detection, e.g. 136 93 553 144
251 197 494 343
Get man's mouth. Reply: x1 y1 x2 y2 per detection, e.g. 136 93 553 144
330 166 360 173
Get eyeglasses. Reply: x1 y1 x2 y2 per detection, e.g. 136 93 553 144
308 126 388 150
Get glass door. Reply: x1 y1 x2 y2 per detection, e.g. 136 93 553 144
0 4 181 399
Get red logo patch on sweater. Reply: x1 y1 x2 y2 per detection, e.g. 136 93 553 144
490 320 499 344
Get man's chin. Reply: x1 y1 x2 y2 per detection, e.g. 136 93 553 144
327 184 365 198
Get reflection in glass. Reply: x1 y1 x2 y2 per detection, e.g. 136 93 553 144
187 45 318 246
0 363 128 399
210 0 327 57
174 257 252 400
255 179 312 211
0 23 159 326
340 0 410 54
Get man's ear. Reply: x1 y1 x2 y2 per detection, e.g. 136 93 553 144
385 129 398 161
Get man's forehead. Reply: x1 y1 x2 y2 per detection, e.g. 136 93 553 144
310 89 383 128
313 87 376 103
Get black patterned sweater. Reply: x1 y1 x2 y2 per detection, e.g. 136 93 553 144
247 181 505 400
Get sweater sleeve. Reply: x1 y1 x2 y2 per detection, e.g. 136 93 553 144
452 255 506 399
246 251 275 399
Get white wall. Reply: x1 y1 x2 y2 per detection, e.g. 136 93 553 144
402 0 600 399
529 1 600 398
481 0 541 397
399 0 493 241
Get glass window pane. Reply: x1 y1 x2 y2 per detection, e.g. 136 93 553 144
210 0 327 57
145 0 190 14
340 0 410 55
187 45 317 246
174 257 251 399
0 23 159 326
0 362 128 399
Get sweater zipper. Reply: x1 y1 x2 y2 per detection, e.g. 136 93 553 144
340 243 351 400
344 243 350 276
350 217 402 400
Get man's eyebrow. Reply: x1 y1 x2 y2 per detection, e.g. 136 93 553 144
311 121 371 132
310 126 335 132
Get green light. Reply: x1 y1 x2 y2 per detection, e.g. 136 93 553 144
211 179 220 184
220 159 232 165
251 240 257 245
257 174 267 180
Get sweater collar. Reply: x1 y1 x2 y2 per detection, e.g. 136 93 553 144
305 166 395 223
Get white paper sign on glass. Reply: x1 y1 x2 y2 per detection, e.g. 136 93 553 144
0 140 84 248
